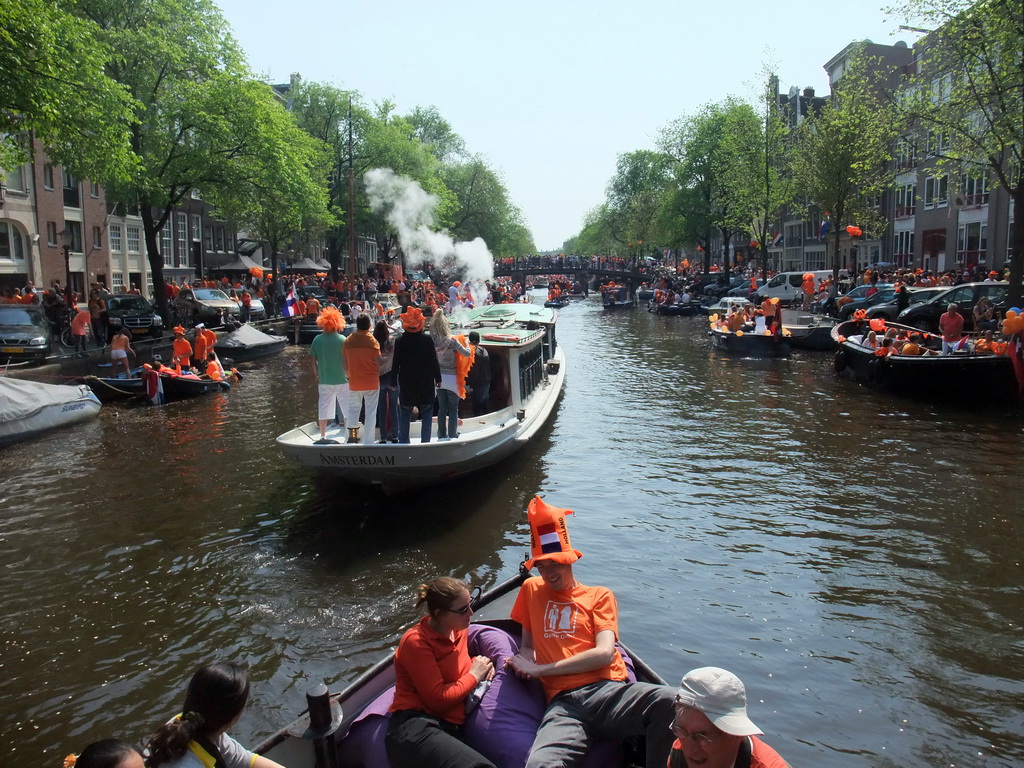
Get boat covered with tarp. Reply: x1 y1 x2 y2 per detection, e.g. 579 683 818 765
214 324 288 362
0 377 101 446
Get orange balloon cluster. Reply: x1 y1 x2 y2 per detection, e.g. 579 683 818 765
846 225 863 237
869 318 886 332
1002 309 1024 335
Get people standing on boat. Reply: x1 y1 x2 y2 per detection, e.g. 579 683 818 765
505 496 676 768
143 661 287 768
192 324 217 367
309 306 348 445
465 331 491 416
668 667 790 768
109 326 136 378
939 303 965 355
386 577 497 768
64 739 143 768
171 326 192 370
392 307 441 443
430 309 471 440
343 314 381 445
374 320 400 443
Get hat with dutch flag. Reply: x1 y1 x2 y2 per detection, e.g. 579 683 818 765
525 496 583 569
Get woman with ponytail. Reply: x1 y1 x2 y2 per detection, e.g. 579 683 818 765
144 662 287 768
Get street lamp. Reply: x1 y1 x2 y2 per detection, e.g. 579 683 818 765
58 226 72 303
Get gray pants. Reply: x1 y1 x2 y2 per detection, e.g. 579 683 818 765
526 680 676 768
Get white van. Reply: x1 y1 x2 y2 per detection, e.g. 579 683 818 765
752 270 843 303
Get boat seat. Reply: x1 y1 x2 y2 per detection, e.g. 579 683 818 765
336 623 634 768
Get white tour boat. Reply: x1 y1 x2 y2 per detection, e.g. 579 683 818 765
276 303 565 492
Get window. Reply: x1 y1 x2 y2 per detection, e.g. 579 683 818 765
109 223 123 252
92 226 102 249
47 221 58 246
895 183 916 217
191 214 201 242
894 230 915 258
0 222 25 260
924 175 948 209
177 214 188 266
204 225 213 250
4 165 25 192
112 273 125 291
126 225 141 253
66 221 83 252
895 137 917 170
926 130 950 158
62 169 80 208
960 171 989 206
146 278 154 296
160 224 173 266
43 164 54 190
90 181 100 198
214 226 224 252
957 222 987 264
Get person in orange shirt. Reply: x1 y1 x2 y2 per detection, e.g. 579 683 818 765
386 577 495 768
506 497 676 768
192 323 217 365
342 313 381 445
171 325 192 369
70 304 92 356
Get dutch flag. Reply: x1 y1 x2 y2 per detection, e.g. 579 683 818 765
818 219 830 242
771 232 783 247
283 289 298 318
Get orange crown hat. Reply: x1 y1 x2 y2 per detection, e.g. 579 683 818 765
316 306 345 333
173 325 186 334
401 306 425 332
525 496 583 569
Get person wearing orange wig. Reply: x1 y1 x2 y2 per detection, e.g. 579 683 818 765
309 307 347 443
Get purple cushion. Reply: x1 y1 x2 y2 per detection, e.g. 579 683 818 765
336 688 393 768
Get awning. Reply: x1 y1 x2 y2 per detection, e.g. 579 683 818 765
289 257 325 271
210 254 265 272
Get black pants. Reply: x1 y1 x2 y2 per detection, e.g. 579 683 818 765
386 710 495 768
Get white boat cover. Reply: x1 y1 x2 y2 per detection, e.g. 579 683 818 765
216 324 286 349
0 378 94 423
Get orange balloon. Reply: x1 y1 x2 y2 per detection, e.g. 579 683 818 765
869 318 885 332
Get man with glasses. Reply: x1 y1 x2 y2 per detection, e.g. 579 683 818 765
669 667 789 768
506 496 676 767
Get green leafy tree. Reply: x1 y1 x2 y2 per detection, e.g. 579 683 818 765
791 50 900 282
405 105 466 163
441 156 534 257
1 0 134 179
605 150 674 259
890 0 1024 304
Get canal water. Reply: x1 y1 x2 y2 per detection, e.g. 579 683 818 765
2 294 1022 767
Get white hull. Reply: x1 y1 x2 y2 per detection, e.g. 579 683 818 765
0 381 101 446
277 344 565 492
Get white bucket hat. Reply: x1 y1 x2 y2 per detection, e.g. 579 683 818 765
675 667 763 736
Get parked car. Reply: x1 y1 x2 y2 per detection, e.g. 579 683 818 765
106 294 164 339
704 276 747 300
836 286 898 320
727 278 765 297
244 295 267 321
0 304 53 366
897 281 1009 334
752 270 840 304
865 286 947 322
173 288 240 326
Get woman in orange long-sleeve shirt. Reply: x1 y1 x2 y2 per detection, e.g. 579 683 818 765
387 577 496 768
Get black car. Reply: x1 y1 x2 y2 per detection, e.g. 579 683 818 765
897 281 1009 333
704 276 747 300
106 294 164 339
0 304 53 366
865 286 946 321
836 286 898 320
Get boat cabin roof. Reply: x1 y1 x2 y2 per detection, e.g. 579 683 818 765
455 304 556 329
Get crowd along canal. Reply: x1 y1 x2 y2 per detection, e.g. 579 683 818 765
2 292 1023 768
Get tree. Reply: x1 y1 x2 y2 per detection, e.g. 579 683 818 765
78 0 324 321
1 0 134 180
890 0 1024 305
405 105 466 163
441 156 534 257
791 49 900 282
605 150 674 257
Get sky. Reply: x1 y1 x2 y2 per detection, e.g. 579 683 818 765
214 0 916 252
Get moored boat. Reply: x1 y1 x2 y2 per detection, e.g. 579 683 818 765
781 309 839 351
253 569 666 768
602 285 635 311
831 319 1022 402
79 368 147 402
0 378 101 446
276 303 565 492
214 324 288 363
651 302 697 316
709 327 791 357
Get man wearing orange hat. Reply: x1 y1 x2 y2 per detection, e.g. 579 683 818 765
171 326 192 369
506 497 676 768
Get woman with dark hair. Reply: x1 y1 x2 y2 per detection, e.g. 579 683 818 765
144 662 287 768
65 739 142 768
386 577 496 768
374 319 400 443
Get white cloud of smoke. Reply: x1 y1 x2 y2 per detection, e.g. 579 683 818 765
364 168 494 285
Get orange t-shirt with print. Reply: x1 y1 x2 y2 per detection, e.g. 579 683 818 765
510 576 626 701
173 337 192 365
